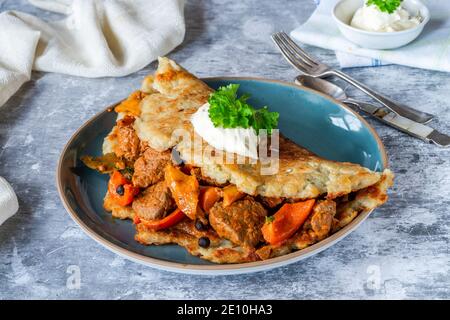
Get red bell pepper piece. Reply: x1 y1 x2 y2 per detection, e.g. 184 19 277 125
262 199 316 245
135 208 186 231
108 170 139 206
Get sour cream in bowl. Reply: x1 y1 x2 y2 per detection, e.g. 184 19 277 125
351 2 421 32
332 0 430 49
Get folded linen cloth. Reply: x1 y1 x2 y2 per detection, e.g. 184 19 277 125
291 0 450 71
335 51 390 68
0 0 185 107
0 177 19 226
0 0 185 223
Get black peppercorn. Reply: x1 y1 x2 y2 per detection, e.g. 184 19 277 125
116 185 125 196
195 219 208 231
198 237 210 248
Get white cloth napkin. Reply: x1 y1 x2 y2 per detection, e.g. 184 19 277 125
335 51 390 68
0 177 19 226
0 0 185 107
0 0 185 223
291 0 450 71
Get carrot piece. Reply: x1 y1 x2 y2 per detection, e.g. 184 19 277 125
262 199 316 245
222 185 245 207
164 164 199 220
137 208 186 230
114 90 147 116
199 187 222 213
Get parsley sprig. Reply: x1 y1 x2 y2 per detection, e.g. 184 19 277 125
208 84 279 134
367 0 402 14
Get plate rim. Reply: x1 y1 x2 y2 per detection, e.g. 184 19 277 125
56 76 388 275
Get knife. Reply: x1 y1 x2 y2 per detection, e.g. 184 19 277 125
295 75 450 147
346 100 450 147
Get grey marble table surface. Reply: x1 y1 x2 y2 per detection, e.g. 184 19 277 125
0 0 449 300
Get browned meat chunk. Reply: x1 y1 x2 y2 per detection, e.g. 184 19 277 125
132 147 172 188
114 116 140 161
259 196 284 209
209 197 268 248
308 199 336 240
132 181 175 220
190 167 226 187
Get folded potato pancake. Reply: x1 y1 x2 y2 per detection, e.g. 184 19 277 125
96 57 394 264
135 219 258 264
130 57 388 199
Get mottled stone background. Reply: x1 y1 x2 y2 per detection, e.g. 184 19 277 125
0 0 449 299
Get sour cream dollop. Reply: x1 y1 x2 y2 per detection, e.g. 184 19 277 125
190 103 259 159
351 2 421 32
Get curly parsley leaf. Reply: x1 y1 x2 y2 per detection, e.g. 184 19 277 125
252 106 279 133
208 84 279 134
367 0 402 14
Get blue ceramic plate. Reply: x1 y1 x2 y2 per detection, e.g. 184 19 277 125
57 77 387 275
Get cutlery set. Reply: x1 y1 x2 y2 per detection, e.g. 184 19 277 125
272 31 450 147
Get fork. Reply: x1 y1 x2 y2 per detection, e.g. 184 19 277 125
272 31 435 124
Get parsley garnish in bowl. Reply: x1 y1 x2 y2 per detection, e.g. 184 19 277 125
367 0 402 14
208 84 279 134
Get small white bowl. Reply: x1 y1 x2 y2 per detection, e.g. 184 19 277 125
332 0 430 49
